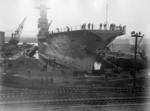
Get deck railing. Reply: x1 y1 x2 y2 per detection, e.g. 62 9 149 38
49 24 126 34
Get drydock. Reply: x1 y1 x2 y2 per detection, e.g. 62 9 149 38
0 4 150 111
0 56 150 111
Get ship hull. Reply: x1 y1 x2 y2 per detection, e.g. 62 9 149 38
38 29 125 72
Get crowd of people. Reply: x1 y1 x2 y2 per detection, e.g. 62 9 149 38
40 77 53 86
80 23 126 31
50 23 125 34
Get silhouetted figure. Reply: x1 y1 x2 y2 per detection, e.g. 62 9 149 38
110 24 113 30
92 24 94 30
81 24 86 30
104 24 107 30
104 71 108 82
119 24 122 30
113 24 116 30
100 23 102 30
66 26 69 31
123 26 126 30
88 23 91 29
81 25 83 29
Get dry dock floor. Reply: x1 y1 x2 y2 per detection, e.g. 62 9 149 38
0 56 150 111
0 56 149 87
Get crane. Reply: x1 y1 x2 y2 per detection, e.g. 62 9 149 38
9 17 27 45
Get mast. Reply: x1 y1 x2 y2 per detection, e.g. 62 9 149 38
105 4 108 28
106 4 108 24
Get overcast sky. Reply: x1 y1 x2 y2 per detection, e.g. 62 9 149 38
0 0 150 39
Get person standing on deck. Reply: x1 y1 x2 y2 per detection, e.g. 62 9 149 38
109 24 111 30
92 24 94 30
66 26 70 31
88 23 90 30
119 24 122 30
113 24 116 30
104 24 107 30
100 23 102 30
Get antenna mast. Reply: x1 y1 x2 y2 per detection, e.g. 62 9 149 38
106 4 108 25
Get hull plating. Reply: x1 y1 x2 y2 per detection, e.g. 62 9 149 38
38 29 125 72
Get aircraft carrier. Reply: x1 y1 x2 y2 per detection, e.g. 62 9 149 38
37 5 126 72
